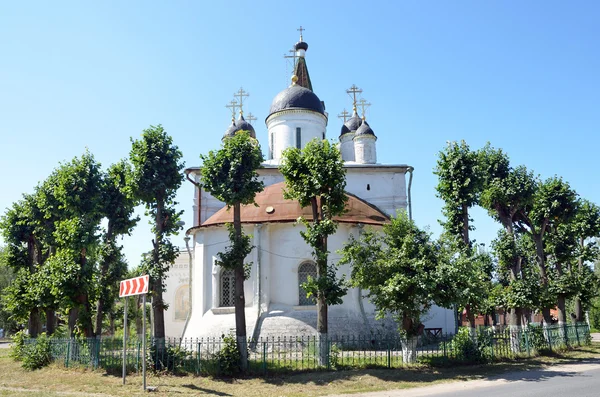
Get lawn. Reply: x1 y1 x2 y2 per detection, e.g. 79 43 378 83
1 344 600 396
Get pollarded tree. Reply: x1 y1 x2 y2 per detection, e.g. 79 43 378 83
479 145 536 327
95 160 139 336
130 125 184 341
515 176 578 324
0 195 45 336
38 151 105 337
280 139 348 343
434 140 485 328
200 131 264 372
571 200 600 321
341 211 448 363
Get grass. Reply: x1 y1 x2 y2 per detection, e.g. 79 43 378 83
0 343 600 396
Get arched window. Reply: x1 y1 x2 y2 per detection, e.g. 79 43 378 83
220 269 235 307
298 262 317 306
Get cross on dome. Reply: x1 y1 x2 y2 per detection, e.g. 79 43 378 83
233 87 249 116
346 84 363 114
358 98 371 120
225 100 239 122
246 112 257 125
337 109 350 123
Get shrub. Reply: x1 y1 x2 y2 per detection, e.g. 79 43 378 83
448 327 484 363
21 333 52 370
215 333 242 376
149 340 191 373
9 330 28 361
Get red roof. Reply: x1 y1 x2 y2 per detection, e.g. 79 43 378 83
197 181 389 228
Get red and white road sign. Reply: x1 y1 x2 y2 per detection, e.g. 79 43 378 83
119 275 149 297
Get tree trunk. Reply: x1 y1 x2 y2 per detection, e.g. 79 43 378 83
68 307 79 338
233 203 248 372
95 223 114 337
574 237 585 322
45 309 56 336
28 307 42 338
152 199 166 340
532 234 553 325
466 304 476 329
461 203 470 247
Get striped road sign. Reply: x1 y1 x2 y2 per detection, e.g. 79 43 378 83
119 275 149 297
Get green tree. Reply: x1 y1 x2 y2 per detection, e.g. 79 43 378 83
479 145 535 327
200 131 264 371
38 151 105 337
95 160 139 336
434 140 486 328
0 246 18 335
341 211 447 363
130 125 184 341
0 194 48 336
280 139 348 344
516 177 578 324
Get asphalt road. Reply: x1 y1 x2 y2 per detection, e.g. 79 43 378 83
328 360 600 397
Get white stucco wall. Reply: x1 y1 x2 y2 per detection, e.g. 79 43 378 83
354 135 377 164
339 132 355 161
265 110 327 160
164 249 192 338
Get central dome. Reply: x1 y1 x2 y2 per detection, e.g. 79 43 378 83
268 85 325 117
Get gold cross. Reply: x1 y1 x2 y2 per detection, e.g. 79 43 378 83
358 98 371 120
225 100 238 122
337 109 350 123
346 84 362 112
233 87 249 116
246 112 257 125
297 26 305 41
283 49 297 66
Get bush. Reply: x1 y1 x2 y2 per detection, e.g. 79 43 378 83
21 333 52 370
149 339 192 373
525 325 549 353
215 333 242 376
448 327 484 363
9 330 28 361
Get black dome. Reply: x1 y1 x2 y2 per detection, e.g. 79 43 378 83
269 85 325 116
295 41 308 51
340 114 362 136
355 120 375 137
223 116 256 140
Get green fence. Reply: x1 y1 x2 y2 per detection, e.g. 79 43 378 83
35 323 591 375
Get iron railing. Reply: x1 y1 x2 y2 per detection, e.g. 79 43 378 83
30 323 591 375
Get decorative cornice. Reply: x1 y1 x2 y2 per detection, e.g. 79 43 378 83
266 108 328 124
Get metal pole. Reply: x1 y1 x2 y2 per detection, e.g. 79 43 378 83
142 294 147 391
122 298 127 385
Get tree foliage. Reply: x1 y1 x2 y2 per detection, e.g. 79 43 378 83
130 124 184 340
280 139 348 334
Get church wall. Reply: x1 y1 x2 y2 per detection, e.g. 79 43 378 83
345 168 408 216
339 133 356 161
163 249 191 338
266 111 327 160
354 136 377 164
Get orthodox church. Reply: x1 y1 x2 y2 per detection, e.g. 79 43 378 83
163 32 455 339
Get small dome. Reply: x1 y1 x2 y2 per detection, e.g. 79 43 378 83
268 85 325 117
223 115 256 140
340 114 362 136
355 120 375 137
294 41 308 51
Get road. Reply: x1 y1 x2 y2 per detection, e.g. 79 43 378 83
327 360 600 397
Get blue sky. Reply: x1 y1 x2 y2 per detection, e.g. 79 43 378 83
1 1 599 266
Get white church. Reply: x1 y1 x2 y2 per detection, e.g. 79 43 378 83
163 32 455 339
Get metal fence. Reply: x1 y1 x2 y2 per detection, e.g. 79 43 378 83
36 323 591 375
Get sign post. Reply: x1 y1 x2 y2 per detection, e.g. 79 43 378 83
119 274 149 390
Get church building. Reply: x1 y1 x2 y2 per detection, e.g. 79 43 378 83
163 31 455 339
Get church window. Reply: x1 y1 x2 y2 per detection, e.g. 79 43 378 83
269 132 274 159
220 269 235 307
322 131 325 140
367 184 370 191
296 127 301 149
298 262 317 306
